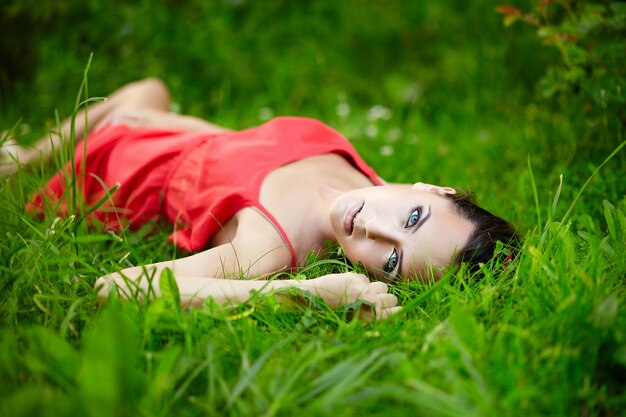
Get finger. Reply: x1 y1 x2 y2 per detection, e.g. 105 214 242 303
357 304 375 322
377 293 398 309
368 281 388 294
94 277 108 297
376 306 403 320
353 273 370 285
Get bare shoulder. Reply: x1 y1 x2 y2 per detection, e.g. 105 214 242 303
189 207 294 278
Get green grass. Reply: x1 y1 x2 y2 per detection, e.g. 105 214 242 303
1 1 625 416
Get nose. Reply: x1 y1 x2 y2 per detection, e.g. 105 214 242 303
365 217 395 242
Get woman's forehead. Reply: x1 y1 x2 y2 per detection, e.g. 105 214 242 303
400 203 474 280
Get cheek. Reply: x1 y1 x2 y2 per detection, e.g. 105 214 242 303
403 240 452 278
340 240 384 269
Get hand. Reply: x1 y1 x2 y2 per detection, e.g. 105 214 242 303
95 273 124 300
301 273 401 320
94 272 147 302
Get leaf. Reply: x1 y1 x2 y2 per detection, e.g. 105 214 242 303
563 45 586 67
159 267 181 312
504 14 519 27
78 308 143 417
537 26 554 40
302 349 387 405
618 208 626 241
144 345 185 408
228 336 293 407
610 2 626 15
603 200 616 240
144 297 167 337
495 5 521 15
448 308 481 351
25 327 79 390
614 345 626 367
591 296 619 329
69 234 118 243
80 180 120 219
523 13 540 26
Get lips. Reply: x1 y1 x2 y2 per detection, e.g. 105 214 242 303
343 201 364 236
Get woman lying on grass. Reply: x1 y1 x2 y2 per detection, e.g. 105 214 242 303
1 78 516 319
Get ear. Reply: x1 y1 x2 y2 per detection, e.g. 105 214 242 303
412 182 456 195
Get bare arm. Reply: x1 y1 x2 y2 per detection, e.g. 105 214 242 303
96 271 399 320
1 78 227 176
94 239 400 319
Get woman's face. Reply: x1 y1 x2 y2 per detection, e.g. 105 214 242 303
330 183 475 281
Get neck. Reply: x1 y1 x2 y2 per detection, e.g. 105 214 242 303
314 184 345 242
275 153 379 253
310 167 376 243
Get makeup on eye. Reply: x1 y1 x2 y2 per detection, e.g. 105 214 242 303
405 207 422 228
383 248 403 279
384 205 429 277
330 185 477 282
384 248 398 273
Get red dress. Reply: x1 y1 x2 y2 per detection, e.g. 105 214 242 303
27 117 383 267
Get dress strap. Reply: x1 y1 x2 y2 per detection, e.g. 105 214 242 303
252 206 299 270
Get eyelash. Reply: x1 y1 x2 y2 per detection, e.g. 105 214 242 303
384 249 398 273
405 207 422 228
384 207 422 274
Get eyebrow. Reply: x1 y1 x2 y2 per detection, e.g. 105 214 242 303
398 204 432 279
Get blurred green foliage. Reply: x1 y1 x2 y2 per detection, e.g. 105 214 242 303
1 0 546 121
2 0 623 212
498 0 626 145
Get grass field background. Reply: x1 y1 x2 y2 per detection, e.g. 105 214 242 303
1 0 625 416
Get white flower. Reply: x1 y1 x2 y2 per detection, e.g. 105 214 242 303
336 102 351 117
258 107 274 121
379 145 394 156
367 105 392 122
365 125 379 138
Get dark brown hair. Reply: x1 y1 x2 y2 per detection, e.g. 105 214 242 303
445 192 518 272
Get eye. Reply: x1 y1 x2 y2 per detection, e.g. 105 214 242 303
405 207 422 228
384 249 398 273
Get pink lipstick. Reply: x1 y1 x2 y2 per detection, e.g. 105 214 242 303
343 202 364 236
